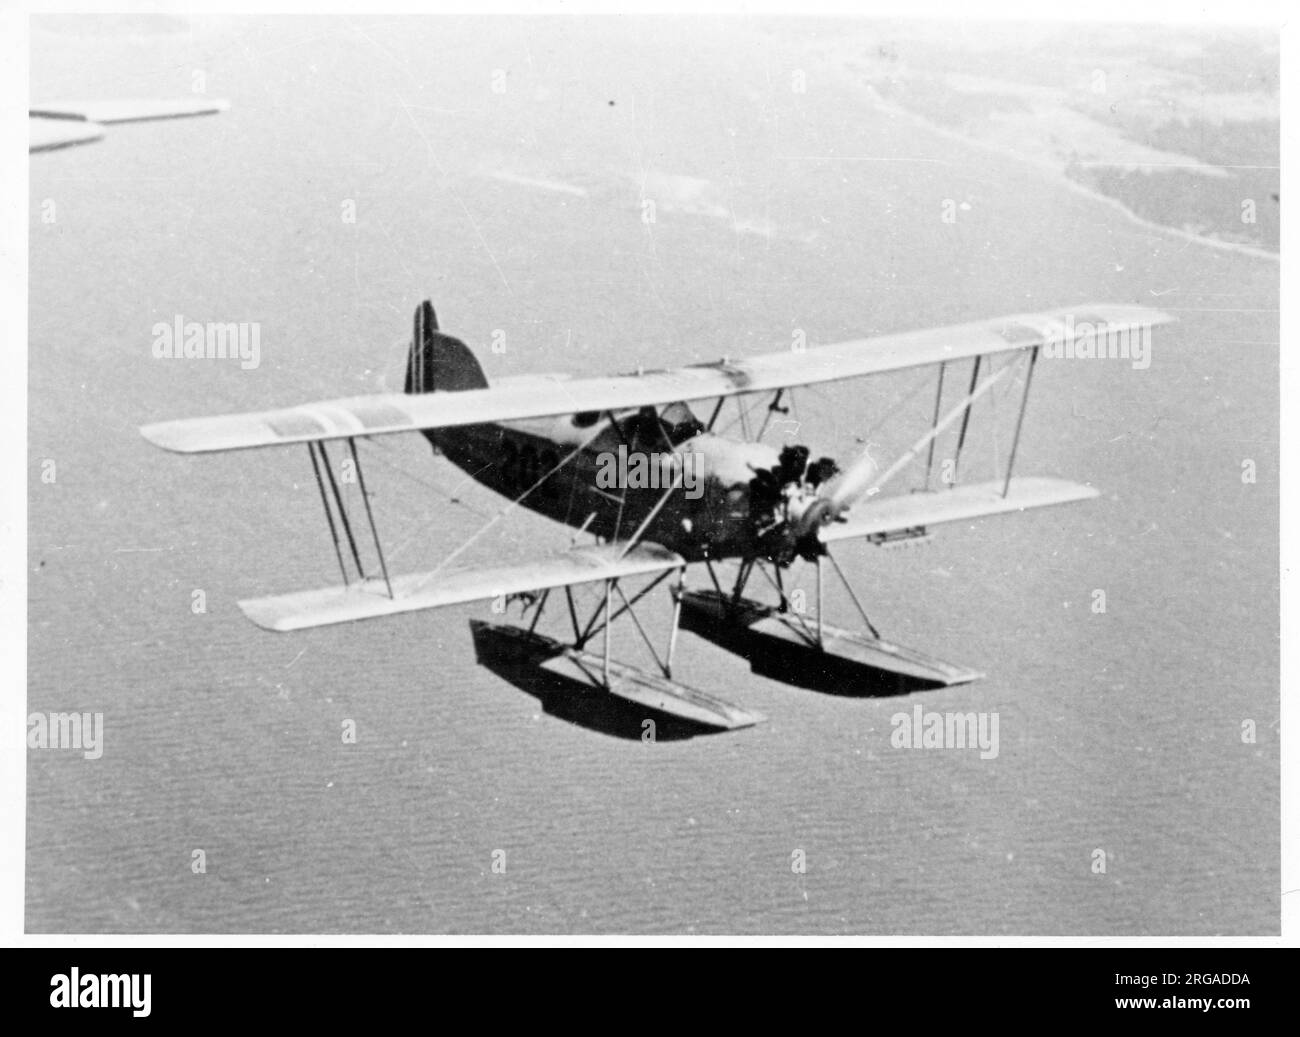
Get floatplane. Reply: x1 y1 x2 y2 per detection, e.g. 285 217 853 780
142 300 1172 732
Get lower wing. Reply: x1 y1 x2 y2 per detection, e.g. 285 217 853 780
240 542 684 632
818 477 1100 545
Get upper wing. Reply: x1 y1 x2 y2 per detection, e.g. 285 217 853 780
31 98 230 123
240 542 685 632
141 302 1173 454
818 477 1100 545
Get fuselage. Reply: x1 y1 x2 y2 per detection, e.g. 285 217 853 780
427 405 782 562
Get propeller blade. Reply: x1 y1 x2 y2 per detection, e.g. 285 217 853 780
789 444 879 544
823 445 879 514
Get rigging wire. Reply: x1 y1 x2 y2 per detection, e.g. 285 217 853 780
409 434 594 592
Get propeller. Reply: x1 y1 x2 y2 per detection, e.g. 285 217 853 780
820 443 880 516
786 443 878 542
745 442 880 563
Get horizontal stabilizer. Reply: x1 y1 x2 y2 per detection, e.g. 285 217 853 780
141 304 1173 454
818 477 1100 544
240 543 684 632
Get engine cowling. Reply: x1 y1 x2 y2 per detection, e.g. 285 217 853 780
747 445 851 563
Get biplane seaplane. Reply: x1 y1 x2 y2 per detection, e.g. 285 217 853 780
142 300 1172 732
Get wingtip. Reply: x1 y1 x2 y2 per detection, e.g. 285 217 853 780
139 421 200 454
1069 302 1178 326
238 598 296 633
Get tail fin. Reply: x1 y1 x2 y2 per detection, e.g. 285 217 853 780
404 300 488 394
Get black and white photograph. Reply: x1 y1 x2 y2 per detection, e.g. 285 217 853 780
11 2 1287 944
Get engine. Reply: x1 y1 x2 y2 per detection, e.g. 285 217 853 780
747 444 841 565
